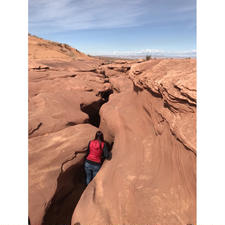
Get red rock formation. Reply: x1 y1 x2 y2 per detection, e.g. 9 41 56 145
29 35 196 225
71 59 196 225
28 35 112 225
29 124 97 225
28 34 89 62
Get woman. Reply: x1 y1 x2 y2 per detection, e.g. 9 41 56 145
84 131 109 185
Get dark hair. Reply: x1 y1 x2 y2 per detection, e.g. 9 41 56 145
95 131 104 141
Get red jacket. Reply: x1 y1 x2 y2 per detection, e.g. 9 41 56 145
86 140 105 164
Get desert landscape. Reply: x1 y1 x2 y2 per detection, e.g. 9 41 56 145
28 34 196 225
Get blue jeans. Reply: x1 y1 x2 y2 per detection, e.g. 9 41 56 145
84 161 101 185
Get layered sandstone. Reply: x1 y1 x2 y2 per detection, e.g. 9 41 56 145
28 35 111 225
29 35 196 225
29 34 88 62
71 59 196 225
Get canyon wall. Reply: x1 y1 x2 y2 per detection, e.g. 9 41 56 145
28 35 111 225
29 35 196 225
71 59 196 225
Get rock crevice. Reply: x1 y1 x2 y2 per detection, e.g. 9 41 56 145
71 59 196 225
29 35 196 225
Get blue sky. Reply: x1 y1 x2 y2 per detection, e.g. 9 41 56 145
29 0 196 57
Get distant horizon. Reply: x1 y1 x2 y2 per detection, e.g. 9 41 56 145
29 0 196 57
89 49 196 58
29 32 196 58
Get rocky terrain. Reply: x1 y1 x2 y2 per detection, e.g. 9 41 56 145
28 35 196 225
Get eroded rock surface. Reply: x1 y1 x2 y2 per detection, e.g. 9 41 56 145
29 35 196 225
28 35 112 225
71 59 196 225
29 124 98 225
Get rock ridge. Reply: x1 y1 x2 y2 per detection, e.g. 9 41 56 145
71 58 196 225
28 35 196 225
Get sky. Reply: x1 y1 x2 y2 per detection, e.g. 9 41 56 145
28 0 196 57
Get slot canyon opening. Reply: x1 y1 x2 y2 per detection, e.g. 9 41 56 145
80 89 113 127
40 85 114 225
41 159 86 225
41 140 114 225
40 89 114 225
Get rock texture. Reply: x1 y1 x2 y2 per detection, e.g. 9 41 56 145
28 35 112 225
29 35 196 225
29 124 97 225
29 34 89 63
71 59 196 225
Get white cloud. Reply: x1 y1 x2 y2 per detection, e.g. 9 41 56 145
92 49 196 58
29 0 147 32
29 0 196 33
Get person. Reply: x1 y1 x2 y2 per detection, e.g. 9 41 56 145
84 131 109 185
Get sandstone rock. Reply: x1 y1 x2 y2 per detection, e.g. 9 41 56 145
28 34 103 73
35 59 102 73
29 34 196 225
108 76 133 93
28 35 112 225
29 124 98 225
71 59 196 225
29 72 110 97
129 58 196 152
29 64 111 137
29 34 89 61
28 91 93 137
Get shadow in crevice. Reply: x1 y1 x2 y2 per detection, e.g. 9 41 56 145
29 122 42 136
66 121 77 126
80 101 103 127
41 141 114 225
98 89 113 102
133 83 143 93
104 141 113 160
42 159 86 225
80 89 113 128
